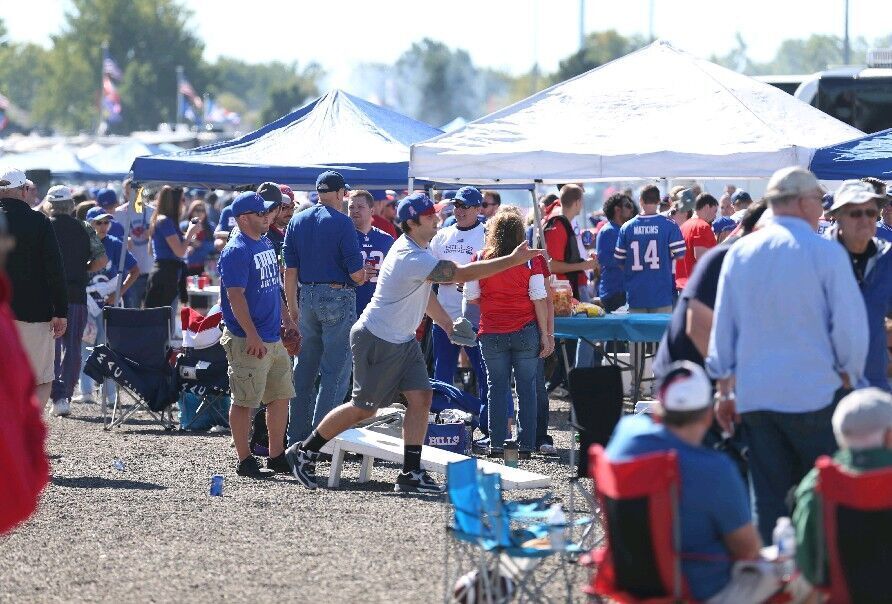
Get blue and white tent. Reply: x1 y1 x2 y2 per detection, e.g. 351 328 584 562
809 128 892 181
131 90 442 189
81 140 183 180
6 146 106 181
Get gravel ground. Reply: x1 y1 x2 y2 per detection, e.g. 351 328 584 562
0 395 599 603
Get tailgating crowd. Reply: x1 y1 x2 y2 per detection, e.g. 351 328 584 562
2 161 892 600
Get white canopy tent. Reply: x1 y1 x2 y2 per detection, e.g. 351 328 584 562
409 40 863 185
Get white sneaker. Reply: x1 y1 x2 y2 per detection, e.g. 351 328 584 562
51 398 71 417
71 392 95 404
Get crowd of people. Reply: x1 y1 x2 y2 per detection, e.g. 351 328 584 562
2 160 891 600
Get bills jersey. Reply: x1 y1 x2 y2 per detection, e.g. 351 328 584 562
614 214 685 308
429 222 486 320
355 227 394 316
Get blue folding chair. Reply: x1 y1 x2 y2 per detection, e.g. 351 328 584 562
444 458 585 603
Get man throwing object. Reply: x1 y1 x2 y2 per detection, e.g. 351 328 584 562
286 193 543 493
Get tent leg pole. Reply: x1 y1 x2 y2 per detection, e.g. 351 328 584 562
530 187 543 248
408 177 414 194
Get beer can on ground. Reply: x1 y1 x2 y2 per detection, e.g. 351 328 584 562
210 474 224 497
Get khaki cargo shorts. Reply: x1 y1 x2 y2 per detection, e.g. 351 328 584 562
221 329 295 408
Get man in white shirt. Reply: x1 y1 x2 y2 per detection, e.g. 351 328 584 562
429 187 488 402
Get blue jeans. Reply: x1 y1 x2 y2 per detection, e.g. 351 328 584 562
432 323 488 405
534 357 553 447
740 394 843 543
288 284 356 446
52 303 87 401
79 312 114 402
123 273 148 308
479 322 540 451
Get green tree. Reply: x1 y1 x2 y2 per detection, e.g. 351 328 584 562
551 30 647 84
258 64 322 126
32 0 206 133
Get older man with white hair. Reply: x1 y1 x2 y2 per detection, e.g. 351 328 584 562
707 166 869 544
793 387 892 587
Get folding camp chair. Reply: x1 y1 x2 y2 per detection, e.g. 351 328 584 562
444 458 585 604
84 306 177 430
176 342 230 430
585 445 690 603
814 456 892 604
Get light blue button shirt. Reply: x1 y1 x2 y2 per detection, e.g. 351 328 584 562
706 216 868 414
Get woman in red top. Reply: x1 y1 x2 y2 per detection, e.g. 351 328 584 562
465 209 554 457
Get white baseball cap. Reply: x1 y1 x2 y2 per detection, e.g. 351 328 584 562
828 180 885 213
657 361 712 412
45 185 73 203
0 167 28 189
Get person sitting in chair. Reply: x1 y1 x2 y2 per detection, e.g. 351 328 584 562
793 387 892 587
605 361 781 603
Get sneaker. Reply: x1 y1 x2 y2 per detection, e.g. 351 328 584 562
394 469 444 494
266 452 291 474
51 398 71 417
236 456 274 479
284 444 319 489
71 393 95 404
538 443 558 456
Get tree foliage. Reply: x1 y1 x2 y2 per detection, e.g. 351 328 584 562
551 30 648 84
257 64 322 126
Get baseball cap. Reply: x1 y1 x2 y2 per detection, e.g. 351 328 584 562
85 206 113 222
453 186 483 207
730 190 752 205
96 188 118 208
832 387 892 449
315 170 350 193
45 185 73 203
764 167 821 201
0 167 27 189
397 192 436 223
256 181 284 206
673 189 695 213
828 180 885 213
370 190 395 202
230 191 277 217
822 193 835 211
443 190 458 200
278 184 295 204
656 361 712 412
308 191 319 204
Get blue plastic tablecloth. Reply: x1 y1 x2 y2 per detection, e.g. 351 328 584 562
554 314 671 343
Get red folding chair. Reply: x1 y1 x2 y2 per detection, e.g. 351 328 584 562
585 444 691 603
815 456 892 604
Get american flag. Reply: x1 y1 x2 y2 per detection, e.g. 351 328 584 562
101 75 122 123
0 93 8 131
178 77 203 109
102 47 123 81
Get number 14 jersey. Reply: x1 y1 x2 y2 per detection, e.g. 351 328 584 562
614 214 685 309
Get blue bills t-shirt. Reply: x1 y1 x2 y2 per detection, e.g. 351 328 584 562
218 233 282 342
217 205 236 233
99 234 137 281
595 221 624 298
614 214 684 308
355 227 394 317
151 216 183 261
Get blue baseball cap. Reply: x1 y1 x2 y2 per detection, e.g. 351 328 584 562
96 187 118 208
453 186 483 207
731 190 752 204
315 170 350 193
822 193 834 211
230 191 277 217
370 190 395 202
397 193 436 223
86 206 113 222
443 189 458 200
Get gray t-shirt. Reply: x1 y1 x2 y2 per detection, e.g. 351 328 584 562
356 234 438 344
114 202 155 274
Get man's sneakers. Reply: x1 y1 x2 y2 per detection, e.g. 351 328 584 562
284 444 319 489
266 452 291 474
51 398 71 417
236 456 274 479
395 469 444 494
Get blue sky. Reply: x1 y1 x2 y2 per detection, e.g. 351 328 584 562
6 0 890 89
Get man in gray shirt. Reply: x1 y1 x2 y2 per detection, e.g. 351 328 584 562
286 193 542 493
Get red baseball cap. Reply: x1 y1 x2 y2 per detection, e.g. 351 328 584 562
278 185 295 204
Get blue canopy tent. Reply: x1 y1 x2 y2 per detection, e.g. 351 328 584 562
809 128 892 180
82 140 183 180
7 146 106 181
131 90 443 189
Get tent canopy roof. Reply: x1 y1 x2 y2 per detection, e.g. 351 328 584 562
4 145 105 181
410 40 863 184
809 127 892 180
132 90 442 189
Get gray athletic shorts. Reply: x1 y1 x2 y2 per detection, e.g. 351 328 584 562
350 324 431 410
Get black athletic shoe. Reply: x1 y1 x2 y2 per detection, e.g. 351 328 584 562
237 456 275 479
285 444 319 489
266 453 291 474
394 469 444 494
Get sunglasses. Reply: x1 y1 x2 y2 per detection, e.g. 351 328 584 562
454 202 475 210
842 207 879 219
249 209 273 217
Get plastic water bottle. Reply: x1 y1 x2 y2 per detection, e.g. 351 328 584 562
503 441 519 468
772 516 796 580
547 504 567 551
112 459 125 472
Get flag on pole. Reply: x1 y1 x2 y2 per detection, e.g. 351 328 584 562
178 77 203 110
102 47 123 81
0 93 9 131
101 75 122 123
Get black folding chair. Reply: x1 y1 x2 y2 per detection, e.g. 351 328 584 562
568 366 624 479
176 342 231 430
85 306 177 430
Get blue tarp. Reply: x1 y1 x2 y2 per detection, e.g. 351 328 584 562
131 90 443 189
809 128 892 180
